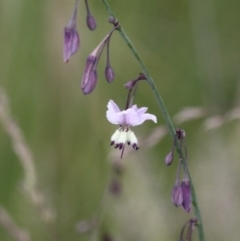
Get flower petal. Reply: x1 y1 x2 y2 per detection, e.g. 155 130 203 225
136 107 148 116
120 108 139 126
107 111 122 124
138 113 157 125
106 100 157 126
107 100 120 113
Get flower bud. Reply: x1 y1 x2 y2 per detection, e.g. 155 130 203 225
105 65 115 83
181 179 192 213
81 70 97 95
81 34 110 93
108 16 115 24
87 14 97 30
164 151 174 166
81 55 97 93
171 183 183 207
84 0 97 30
178 218 197 241
63 28 80 62
124 79 136 90
63 0 80 63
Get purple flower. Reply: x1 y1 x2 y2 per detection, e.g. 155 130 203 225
63 0 80 63
106 100 157 155
181 178 192 213
87 15 97 31
105 65 115 83
82 69 97 95
81 55 97 94
171 183 183 207
84 0 97 30
81 34 111 94
164 151 174 166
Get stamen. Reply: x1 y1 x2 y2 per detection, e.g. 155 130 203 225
132 143 139 150
120 145 125 159
110 141 115 146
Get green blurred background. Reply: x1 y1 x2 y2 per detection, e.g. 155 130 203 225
0 0 240 240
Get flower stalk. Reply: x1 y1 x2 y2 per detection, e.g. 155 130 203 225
100 1 206 241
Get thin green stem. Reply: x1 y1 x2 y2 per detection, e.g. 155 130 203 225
100 1 206 241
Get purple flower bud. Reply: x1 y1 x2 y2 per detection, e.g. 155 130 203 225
63 0 80 63
63 28 80 63
124 74 145 90
165 151 174 166
124 79 136 90
81 69 97 95
181 179 192 212
81 34 111 94
105 65 115 83
84 0 97 30
87 14 97 30
81 55 97 85
108 16 116 24
171 183 183 207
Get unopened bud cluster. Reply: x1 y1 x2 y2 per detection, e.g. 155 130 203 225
165 129 192 213
81 26 118 94
172 177 191 213
63 0 97 63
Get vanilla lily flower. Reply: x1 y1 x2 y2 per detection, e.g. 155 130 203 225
106 100 157 157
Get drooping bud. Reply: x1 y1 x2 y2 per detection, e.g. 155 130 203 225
84 0 97 30
179 218 197 241
124 73 146 90
87 14 97 30
105 65 115 83
171 183 183 207
63 0 80 63
181 178 192 213
82 69 97 95
165 151 174 166
81 34 110 94
124 79 136 90
105 33 115 83
81 55 97 93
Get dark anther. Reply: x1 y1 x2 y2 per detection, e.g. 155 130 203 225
132 144 139 150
